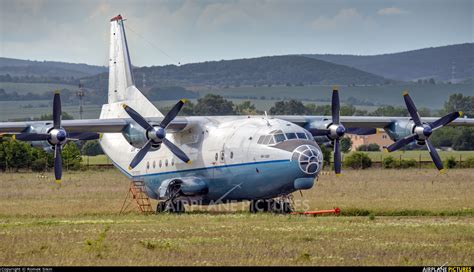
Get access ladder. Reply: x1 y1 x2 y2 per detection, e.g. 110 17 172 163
120 178 154 214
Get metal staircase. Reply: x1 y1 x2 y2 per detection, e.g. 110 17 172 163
120 178 154 214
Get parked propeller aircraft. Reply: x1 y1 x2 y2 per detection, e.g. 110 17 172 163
1 15 473 213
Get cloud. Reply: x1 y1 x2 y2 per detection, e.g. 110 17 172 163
377 7 409 16
311 8 375 31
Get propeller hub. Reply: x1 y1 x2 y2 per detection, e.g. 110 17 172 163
422 126 432 137
336 126 346 137
155 127 166 140
328 124 346 140
49 128 67 144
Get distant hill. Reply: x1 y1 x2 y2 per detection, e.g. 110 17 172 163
81 55 392 92
0 57 107 79
305 43 474 82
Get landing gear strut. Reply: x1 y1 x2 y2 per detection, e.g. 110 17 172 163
156 182 185 214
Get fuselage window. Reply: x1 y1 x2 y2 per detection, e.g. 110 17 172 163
220 151 225 161
165 159 168 167
159 160 162 168
230 152 234 159
215 153 218 161
296 132 307 139
286 133 297 140
147 161 150 169
153 161 156 168
171 158 174 166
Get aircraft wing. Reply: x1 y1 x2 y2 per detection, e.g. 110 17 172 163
0 117 190 134
276 115 474 129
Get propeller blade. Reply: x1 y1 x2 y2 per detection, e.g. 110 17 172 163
129 140 153 169
426 139 444 172
54 144 62 183
332 89 340 124
307 128 331 136
14 133 51 141
160 99 186 129
346 127 377 135
122 104 153 131
334 138 341 175
162 138 191 164
53 92 62 129
402 91 422 126
429 111 462 129
385 134 417 152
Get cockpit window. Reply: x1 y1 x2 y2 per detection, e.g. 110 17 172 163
274 134 285 143
296 132 307 139
262 135 272 145
257 136 265 144
286 133 297 139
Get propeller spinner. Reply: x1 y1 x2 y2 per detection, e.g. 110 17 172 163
122 99 191 170
384 91 462 173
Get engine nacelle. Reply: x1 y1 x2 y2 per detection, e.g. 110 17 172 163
304 118 333 145
22 124 54 152
384 120 415 142
122 123 161 151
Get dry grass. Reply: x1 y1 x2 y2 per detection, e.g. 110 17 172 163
0 168 473 266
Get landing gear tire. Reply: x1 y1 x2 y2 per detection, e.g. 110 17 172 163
271 200 293 214
156 202 167 213
156 200 185 214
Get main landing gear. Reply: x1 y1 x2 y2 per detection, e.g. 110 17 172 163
156 200 185 213
249 196 293 214
156 182 185 214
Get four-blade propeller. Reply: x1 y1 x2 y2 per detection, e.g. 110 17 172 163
122 99 191 170
12 92 100 183
384 91 462 172
309 88 346 175
14 92 67 183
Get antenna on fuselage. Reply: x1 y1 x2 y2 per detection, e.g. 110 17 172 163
264 111 271 127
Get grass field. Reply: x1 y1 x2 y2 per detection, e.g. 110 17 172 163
0 168 472 265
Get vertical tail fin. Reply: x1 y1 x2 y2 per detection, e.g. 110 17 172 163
104 15 163 118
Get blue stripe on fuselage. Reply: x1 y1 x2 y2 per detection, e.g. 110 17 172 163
111 159 290 179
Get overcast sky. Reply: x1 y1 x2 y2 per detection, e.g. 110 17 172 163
0 0 472 67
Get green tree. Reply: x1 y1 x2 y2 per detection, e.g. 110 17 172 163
369 106 407 117
62 142 82 170
81 140 104 156
452 128 474 150
37 112 74 121
344 152 372 169
235 101 258 115
269 100 306 115
194 94 235 115
340 137 352 153
443 93 474 116
2 139 32 171
320 145 331 166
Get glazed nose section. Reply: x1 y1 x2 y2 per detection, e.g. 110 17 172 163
292 145 323 176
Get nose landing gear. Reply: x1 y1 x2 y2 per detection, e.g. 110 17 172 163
249 195 293 214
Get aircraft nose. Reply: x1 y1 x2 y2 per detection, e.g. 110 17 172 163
292 144 323 176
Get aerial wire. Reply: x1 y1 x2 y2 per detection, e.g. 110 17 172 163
124 23 182 66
